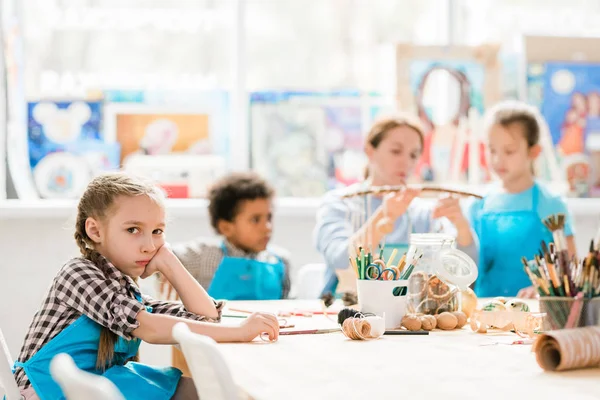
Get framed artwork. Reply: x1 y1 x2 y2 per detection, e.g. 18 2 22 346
103 91 229 164
250 91 390 197
523 35 600 196
27 100 120 199
541 62 600 196
104 100 229 198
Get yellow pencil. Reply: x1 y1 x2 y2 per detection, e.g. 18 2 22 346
396 254 406 273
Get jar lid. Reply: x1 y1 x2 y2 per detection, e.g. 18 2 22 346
435 249 478 290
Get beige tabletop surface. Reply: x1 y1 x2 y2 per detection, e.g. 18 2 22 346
217 299 600 400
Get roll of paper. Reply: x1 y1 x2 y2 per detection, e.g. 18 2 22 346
533 326 600 371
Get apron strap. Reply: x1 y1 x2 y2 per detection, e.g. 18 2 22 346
220 241 229 257
531 182 540 210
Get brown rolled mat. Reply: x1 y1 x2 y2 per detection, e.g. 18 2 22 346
533 326 600 371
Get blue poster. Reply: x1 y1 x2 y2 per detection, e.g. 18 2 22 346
541 62 600 196
27 100 120 198
541 62 600 147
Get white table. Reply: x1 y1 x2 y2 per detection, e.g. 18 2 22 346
218 300 600 400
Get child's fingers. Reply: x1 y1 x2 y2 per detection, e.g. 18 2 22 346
261 313 280 333
260 321 278 341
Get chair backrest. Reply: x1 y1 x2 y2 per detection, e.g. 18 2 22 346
172 323 241 400
292 263 327 299
50 353 125 400
0 329 22 400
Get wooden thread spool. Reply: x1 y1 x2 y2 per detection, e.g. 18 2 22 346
342 318 373 340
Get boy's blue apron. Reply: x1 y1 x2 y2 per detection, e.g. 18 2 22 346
208 242 285 300
474 183 553 297
13 294 181 400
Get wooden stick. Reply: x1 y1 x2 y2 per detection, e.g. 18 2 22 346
340 184 483 199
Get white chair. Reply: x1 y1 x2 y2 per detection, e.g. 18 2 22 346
50 353 125 400
292 263 327 299
0 329 22 400
172 323 241 400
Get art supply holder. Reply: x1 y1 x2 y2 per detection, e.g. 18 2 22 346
357 279 408 329
406 234 478 315
539 297 600 331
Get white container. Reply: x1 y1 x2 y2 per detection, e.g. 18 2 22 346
357 279 408 329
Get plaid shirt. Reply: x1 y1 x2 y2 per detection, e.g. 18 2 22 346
15 256 223 390
172 237 291 298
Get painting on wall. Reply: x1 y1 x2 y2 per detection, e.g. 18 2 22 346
250 91 388 197
27 100 120 199
541 62 600 197
103 90 229 161
101 92 229 199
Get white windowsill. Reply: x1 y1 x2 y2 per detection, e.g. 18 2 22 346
0 197 599 219
0 197 324 219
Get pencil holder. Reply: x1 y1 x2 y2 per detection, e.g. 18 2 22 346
539 297 600 331
356 279 408 329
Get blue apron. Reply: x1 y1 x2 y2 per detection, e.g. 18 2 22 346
14 295 181 400
474 183 553 297
207 243 285 300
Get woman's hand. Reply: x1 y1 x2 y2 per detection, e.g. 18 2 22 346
432 196 468 227
384 188 421 220
236 312 280 342
432 196 473 246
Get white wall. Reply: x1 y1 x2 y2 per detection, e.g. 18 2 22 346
0 198 599 378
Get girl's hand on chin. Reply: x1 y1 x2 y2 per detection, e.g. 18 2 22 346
142 244 176 279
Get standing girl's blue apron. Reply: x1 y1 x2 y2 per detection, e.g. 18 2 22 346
208 242 285 300
474 183 553 297
14 295 181 400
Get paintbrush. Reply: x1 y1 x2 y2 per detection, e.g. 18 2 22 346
384 330 429 336
543 214 570 276
594 220 600 251
279 328 340 336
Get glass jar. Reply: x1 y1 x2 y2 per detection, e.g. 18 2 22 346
405 233 478 315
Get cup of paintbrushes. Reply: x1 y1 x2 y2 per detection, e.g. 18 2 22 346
539 296 600 330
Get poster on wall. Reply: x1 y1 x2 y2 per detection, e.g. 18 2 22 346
522 35 600 196
27 100 120 199
103 97 229 198
541 62 600 197
250 91 390 197
103 90 230 161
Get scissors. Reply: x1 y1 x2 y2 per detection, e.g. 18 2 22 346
364 263 399 280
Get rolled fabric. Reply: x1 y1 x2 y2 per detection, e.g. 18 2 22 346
533 326 600 371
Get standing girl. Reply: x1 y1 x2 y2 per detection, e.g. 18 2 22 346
469 101 577 298
13 173 278 400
